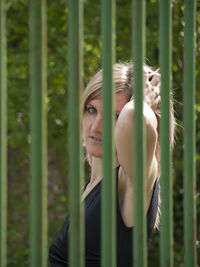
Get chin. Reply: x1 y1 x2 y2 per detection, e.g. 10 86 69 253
89 151 102 158
84 143 101 157
86 148 102 158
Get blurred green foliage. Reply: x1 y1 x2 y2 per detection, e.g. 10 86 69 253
5 0 200 266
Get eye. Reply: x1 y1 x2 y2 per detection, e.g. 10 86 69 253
86 106 96 114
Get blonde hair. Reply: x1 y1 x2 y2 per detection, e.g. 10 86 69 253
82 62 176 228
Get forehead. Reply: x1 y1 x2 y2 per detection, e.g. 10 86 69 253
85 90 101 105
86 96 101 108
86 91 128 111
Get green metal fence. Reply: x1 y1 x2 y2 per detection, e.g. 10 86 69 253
0 0 7 266
29 0 48 266
159 1 173 266
0 0 198 266
68 1 84 266
183 1 197 266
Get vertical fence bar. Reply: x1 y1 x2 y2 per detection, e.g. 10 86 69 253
68 0 84 266
29 0 47 266
159 0 173 266
101 0 116 266
0 0 7 266
132 0 146 266
183 0 197 266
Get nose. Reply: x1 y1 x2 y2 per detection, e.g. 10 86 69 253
91 114 102 133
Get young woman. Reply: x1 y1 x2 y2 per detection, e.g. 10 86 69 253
49 62 175 267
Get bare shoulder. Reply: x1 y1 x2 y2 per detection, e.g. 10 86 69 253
116 100 157 135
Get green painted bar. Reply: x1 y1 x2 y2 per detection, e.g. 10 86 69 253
29 0 47 266
183 0 197 266
0 0 7 266
68 0 84 266
101 0 116 266
159 1 173 266
132 1 147 266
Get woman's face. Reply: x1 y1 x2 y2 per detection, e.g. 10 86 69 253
83 91 128 158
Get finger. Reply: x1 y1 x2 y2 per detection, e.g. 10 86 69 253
151 74 160 86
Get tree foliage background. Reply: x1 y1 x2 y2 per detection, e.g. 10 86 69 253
5 0 200 266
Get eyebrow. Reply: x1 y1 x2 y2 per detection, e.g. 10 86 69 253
86 103 94 106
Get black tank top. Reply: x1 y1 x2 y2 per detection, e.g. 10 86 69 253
49 166 159 267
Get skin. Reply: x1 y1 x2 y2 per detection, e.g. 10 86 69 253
82 91 158 227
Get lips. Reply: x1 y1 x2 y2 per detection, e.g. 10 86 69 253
90 136 102 144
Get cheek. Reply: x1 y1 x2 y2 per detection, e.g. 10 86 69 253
82 123 86 139
82 118 89 138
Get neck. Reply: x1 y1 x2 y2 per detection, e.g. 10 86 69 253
90 157 103 183
89 156 119 184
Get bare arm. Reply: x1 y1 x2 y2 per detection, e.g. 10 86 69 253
115 99 158 183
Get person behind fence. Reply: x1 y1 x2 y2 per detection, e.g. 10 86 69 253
49 62 175 267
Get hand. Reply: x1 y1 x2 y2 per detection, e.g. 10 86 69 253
144 71 161 112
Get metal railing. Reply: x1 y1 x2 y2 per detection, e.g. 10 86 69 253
29 0 48 266
0 0 197 266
